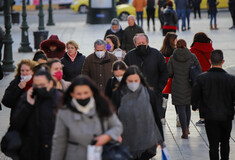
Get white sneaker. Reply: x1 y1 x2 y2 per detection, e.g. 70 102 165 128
162 97 168 109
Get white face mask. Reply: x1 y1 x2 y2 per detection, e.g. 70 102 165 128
127 82 140 92
116 76 123 82
20 75 32 82
95 51 105 59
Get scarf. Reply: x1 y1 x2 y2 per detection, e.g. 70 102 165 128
118 84 163 158
71 97 95 115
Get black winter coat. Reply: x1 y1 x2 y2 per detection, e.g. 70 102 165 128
112 88 164 140
163 6 178 26
11 89 62 160
61 52 85 81
124 46 168 95
192 68 235 121
104 27 124 45
168 48 200 105
105 77 119 99
207 0 217 14
1 77 24 122
122 24 144 52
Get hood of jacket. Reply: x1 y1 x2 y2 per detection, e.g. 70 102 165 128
173 48 191 62
191 42 213 54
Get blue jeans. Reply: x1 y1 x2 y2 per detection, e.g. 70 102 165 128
176 9 186 30
210 13 217 25
186 8 191 28
136 11 143 27
175 105 191 130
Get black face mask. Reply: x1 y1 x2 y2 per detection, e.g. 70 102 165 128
33 87 51 98
76 97 91 107
136 45 148 56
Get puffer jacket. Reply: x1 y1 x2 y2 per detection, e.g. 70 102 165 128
132 0 147 12
168 48 200 105
163 6 178 26
61 52 86 81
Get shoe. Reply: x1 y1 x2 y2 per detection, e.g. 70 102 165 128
176 115 181 127
196 120 205 126
188 27 191 30
162 97 168 109
182 27 186 31
210 25 214 30
181 129 188 139
147 27 150 31
153 26 156 31
214 24 218 30
161 118 166 125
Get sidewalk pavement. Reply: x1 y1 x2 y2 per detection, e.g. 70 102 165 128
0 9 235 160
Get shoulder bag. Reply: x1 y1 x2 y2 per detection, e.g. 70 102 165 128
99 117 133 160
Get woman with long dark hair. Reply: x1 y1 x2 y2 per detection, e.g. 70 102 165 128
112 65 163 160
160 32 179 126
190 32 213 126
51 75 122 160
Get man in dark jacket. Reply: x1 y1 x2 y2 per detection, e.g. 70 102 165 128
122 15 144 53
124 33 168 119
192 50 235 160
146 0 157 31
11 70 62 160
229 0 235 29
104 18 124 45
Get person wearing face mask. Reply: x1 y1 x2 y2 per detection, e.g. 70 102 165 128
82 39 117 92
61 40 86 81
10 70 62 160
124 33 168 121
1 59 37 122
105 34 125 60
104 18 124 46
105 60 128 99
50 75 122 160
47 58 71 92
112 66 164 160
40 35 66 59
122 15 144 53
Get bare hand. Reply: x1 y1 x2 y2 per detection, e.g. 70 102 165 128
18 80 27 89
118 136 122 143
27 87 35 105
95 134 111 146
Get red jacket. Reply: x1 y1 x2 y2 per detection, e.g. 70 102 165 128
190 42 213 72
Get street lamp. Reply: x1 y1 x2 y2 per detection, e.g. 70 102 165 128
47 0 55 26
2 0 15 72
18 0 33 52
38 0 45 30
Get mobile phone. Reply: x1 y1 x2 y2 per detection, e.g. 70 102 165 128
90 139 97 145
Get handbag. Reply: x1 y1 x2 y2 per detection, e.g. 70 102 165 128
1 128 22 159
99 117 133 160
162 78 172 94
189 54 202 86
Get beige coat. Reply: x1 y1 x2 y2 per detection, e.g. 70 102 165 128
82 53 117 92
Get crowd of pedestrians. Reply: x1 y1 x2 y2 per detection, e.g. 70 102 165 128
0 4 235 160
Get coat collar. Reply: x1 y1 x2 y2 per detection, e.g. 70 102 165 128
208 67 226 73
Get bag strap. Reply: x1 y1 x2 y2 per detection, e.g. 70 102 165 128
198 50 211 66
99 117 105 134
